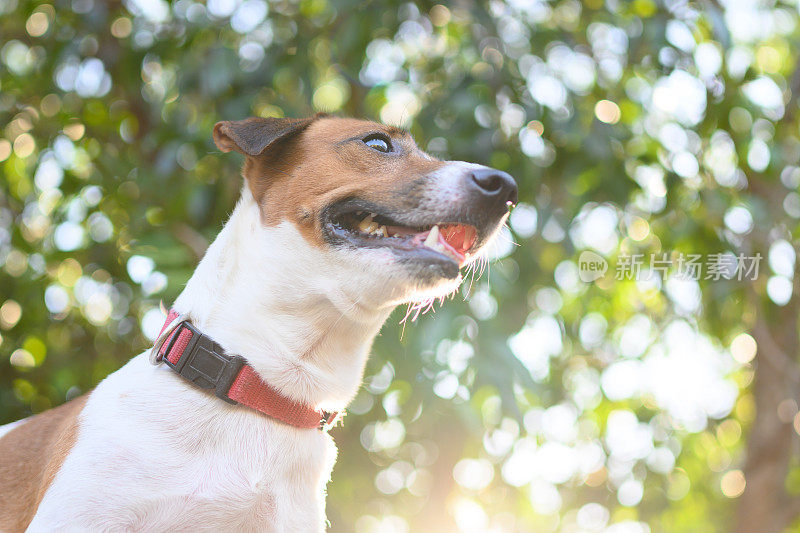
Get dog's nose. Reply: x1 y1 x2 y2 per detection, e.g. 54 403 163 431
469 168 518 206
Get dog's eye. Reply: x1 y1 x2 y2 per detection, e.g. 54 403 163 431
363 135 392 153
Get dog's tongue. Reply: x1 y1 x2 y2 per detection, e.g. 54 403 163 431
388 223 477 264
441 224 477 254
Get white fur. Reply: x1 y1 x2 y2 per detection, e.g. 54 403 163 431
27 186 476 531
428 161 487 196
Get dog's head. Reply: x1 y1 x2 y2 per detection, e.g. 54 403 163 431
214 114 517 305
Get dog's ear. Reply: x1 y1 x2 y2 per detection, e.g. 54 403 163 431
213 116 319 157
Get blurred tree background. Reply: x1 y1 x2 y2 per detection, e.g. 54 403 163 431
3 0 800 531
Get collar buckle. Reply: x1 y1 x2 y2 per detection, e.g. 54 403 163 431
162 321 246 405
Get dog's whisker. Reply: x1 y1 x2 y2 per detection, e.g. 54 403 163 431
399 302 415 326
400 305 411 339
465 263 478 300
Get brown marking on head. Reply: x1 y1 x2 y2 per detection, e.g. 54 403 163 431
0 394 89 532
213 115 447 245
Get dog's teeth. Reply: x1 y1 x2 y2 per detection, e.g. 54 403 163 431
424 225 440 248
358 216 375 233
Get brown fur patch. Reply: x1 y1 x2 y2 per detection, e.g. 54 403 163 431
0 394 88 531
237 116 447 245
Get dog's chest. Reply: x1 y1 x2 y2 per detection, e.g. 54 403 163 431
129 459 282 530
32 356 336 532
124 447 326 532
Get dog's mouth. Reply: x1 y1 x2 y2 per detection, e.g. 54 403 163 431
324 201 478 273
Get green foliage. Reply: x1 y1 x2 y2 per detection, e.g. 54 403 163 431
2 0 800 531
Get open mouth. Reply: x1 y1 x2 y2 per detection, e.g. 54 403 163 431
325 205 478 268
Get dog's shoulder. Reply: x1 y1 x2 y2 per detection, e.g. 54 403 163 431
0 394 89 532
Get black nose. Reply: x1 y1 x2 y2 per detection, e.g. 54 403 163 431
469 168 518 206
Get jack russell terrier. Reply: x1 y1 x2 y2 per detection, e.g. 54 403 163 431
0 114 517 531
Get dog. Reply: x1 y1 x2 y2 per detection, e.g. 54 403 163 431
0 113 517 531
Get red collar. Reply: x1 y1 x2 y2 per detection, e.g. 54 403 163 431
151 310 341 431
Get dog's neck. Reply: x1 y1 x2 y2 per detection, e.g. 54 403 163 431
172 188 394 410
